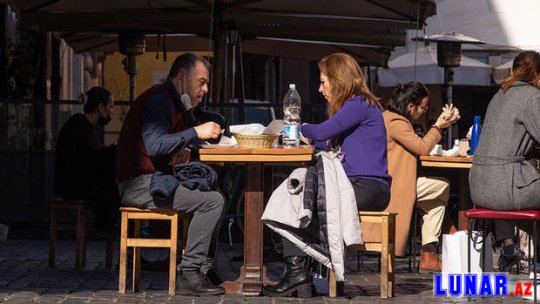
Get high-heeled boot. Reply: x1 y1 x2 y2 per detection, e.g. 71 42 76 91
263 256 312 298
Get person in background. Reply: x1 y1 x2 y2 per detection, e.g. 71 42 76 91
116 52 225 296
55 86 119 234
263 52 392 297
371 81 459 272
469 51 540 272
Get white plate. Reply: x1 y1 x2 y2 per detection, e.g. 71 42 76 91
199 143 237 149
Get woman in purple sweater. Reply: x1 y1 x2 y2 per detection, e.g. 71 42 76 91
263 53 391 298
303 53 391 210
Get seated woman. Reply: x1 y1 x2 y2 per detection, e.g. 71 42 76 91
377 82 459 272
263 53 392 297
469 51 540 272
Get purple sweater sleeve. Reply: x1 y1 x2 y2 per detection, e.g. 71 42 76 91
302 98 367 141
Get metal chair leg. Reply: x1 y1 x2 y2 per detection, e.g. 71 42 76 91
409 207 419 273
467 218 473 273
534 221 537 303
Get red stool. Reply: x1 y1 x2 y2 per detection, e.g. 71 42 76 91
465 208 540 302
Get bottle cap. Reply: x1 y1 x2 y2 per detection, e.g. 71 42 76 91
474 116 481 122
289 84 296 89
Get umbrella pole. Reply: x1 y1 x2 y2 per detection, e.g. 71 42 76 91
444 66 454 149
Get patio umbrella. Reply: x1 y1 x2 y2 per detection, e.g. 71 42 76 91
6 0 436 65
5 0 436 101
377 46 493 87
492 60 512 85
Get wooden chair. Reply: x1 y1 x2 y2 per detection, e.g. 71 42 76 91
118 207 190 296
48 199 114 269
329 211 396 298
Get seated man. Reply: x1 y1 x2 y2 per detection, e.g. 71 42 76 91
116 53 225 296
55 86 119 233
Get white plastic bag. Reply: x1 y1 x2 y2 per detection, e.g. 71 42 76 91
441 231 483 296
442 231 483 273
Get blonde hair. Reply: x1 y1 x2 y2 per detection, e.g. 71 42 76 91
318 53 381 116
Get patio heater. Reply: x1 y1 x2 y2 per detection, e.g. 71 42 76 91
118 30 146 101
415 33 485 149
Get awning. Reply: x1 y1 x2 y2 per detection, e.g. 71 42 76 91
4 0 436 66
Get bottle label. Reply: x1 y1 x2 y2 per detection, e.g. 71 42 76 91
283 125 299 140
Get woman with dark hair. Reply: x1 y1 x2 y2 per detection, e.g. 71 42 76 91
364 81 459 272
469 51 540 272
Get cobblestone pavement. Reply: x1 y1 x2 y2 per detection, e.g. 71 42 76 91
0 240 534 303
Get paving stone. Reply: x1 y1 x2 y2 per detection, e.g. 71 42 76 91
194 296 225 303
62 298 92 304
33 296 68 304
168 295 195 304
245 297 275 304
221 295 247 304
0 240 524 303
270 297 300 303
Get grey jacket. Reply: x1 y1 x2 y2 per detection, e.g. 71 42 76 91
469 81 540 210
262 151 362 281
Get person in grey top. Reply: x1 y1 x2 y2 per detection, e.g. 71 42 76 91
469 51 540 272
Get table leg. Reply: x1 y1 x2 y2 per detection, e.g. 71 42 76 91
458 169 472 231
222 162 265 296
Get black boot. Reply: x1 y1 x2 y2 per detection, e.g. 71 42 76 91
263 256 312 298
175 270 225 296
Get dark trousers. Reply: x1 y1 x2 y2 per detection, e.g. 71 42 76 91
283 178 390 257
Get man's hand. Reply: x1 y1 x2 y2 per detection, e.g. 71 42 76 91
194 122 221 140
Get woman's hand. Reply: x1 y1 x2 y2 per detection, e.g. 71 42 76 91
434 112 460 129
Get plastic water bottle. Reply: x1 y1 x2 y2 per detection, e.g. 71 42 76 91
282 84 301 148
470 116 482 155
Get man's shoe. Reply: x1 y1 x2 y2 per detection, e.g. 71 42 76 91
204 268 224 286
175 270 225 296
419 251 442 273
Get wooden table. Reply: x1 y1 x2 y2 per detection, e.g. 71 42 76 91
200 147 313 296
419 156 473 230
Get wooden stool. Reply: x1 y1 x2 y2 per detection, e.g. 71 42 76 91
329 211 396 298
118 207 190 296
48 199 114 269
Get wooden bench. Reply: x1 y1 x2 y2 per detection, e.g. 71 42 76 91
118 207 190 296
329 211 396 298
48 199 114 269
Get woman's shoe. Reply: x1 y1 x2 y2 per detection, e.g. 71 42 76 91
263 256 312 298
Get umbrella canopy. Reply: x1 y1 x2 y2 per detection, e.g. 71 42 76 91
377 46 493 87
4 0 436 65
492 60 512 85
